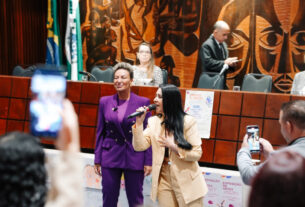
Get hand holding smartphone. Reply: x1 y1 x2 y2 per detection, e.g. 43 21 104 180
246 125 260 153
30 69 66 138
232 59 242 63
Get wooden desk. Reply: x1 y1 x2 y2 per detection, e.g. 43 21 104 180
1 75 304 167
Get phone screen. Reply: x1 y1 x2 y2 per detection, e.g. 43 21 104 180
247 125 260 153
30 70 66 137
232 59 242 63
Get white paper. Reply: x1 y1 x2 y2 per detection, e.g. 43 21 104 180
184 90 214 138
203 172 243 207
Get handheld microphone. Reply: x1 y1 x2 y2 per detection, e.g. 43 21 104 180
79 71 97 81
127 104 156 119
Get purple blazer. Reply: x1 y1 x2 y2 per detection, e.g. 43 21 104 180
94 92 152 170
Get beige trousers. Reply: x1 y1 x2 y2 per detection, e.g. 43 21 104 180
157 163 203 207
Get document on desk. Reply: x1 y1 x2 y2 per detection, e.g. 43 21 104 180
184 90 214 139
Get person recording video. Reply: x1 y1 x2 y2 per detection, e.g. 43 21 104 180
237 100 305 185
132 84 208 207
0 99 83 207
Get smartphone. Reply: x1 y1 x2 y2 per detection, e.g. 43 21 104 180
30 69 66 137
232 59 242 63
246 125 260 153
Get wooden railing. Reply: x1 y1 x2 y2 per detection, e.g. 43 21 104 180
1 75 304 167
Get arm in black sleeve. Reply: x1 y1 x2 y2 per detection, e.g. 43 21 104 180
200 44 224 73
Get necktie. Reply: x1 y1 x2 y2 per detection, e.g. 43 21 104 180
219 43 225 59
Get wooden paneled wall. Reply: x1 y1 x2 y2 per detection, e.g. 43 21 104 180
1 75 305 167
0 0 68 75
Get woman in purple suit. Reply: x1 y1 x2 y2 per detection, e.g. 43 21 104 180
94 62 152 207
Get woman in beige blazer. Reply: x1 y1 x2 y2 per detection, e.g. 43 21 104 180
132 84 208 207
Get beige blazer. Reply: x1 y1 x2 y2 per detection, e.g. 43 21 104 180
132 115 208 204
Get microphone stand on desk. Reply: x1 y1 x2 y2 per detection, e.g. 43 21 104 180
212 74 223 89
79 71 98 82
212 66 227 89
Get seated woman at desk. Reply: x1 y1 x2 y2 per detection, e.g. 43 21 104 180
291 71 305 95
133 42 163 86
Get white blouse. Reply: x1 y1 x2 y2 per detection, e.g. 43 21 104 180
133 65 163 86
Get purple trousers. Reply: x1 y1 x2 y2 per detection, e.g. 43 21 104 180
101 167 144 207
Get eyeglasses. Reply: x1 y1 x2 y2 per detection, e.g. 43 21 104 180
138 50 151 54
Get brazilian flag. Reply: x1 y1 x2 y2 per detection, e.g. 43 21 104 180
46 0 62 66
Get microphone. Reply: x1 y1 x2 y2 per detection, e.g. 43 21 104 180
79 71 97 81
212 65 228 89
79 71 88 75
219 65 229 77
127 104 156 119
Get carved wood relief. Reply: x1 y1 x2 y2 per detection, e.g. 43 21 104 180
80 0 202 87
1 0 305 93
200 0 305 92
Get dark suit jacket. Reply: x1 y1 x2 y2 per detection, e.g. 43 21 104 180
199 35 230 88
94 92 152 170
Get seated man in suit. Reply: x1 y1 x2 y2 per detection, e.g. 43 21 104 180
199 20 238 88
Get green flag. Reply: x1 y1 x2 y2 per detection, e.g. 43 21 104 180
65 0 83 80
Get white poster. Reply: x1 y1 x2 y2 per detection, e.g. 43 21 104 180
203 172 243 207
184 90 214 138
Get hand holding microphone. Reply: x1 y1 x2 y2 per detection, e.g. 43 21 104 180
128 104 156 119
128 104 156 126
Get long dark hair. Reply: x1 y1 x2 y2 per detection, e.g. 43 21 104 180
160 84 192 150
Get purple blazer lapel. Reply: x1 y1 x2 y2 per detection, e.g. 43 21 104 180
123 93 142 137
111 93 138 139
120 93 138 137
109 94 126 139
110 93 145 139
